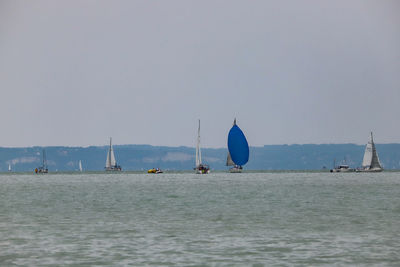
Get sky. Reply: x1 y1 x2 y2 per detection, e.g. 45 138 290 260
0 0 399 148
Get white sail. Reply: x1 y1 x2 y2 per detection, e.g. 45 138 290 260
195 120 202 167
8 163 11 172
110 146 116 166
106 147 111 168
362 141 373 169
362 132 382 170
226 151 235 166
105 137 117 168
79 160 83 172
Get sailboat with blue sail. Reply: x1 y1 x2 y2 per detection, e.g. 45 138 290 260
226 118 249 173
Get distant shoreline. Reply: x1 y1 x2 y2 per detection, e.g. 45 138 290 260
1 144 400 172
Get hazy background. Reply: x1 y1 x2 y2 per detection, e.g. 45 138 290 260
1 0 399 148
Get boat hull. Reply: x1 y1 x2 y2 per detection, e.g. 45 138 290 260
229 166 243 173
105 167 122 171
148 169 163 174
195 169 210 174
195 164 210 174
35 167 48 174
330 168 355 173
356 168 383 173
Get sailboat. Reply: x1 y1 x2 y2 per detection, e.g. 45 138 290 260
78 160 83 172
357 132 383 172
35 149 48 173
8 163 11 172
330 158 355 172
226 118 249 173
105 137 122 171
194 119 210 174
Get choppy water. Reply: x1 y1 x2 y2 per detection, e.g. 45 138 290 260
1 172 400 266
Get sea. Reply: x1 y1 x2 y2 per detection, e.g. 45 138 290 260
1 172 400 266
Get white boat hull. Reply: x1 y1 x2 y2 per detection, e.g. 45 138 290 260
356 168 383 173
229 167 242 173
330 168 355 173
105 167 122 171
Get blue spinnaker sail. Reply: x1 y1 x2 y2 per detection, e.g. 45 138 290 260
227 120 249 166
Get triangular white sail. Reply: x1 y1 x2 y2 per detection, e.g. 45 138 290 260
195 120 202 167
106 147 111 168
79 160 83 172
105 137 117 168
8 163 11 172
226 151 235 166
362 132 382 170
110 146 116 167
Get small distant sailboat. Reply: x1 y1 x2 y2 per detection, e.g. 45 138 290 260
105 137 122 171
330 158 355 173
194 119 210 174
226 118 249 173
357 132 383 172
35 149 48 173
78 160 83 172
8 163 11 172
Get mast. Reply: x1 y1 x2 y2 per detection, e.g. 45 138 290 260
110 137 116 167
226 118 237 166
106 138 112 168
196 119 202 167
109 137 112 167
42 149 47 170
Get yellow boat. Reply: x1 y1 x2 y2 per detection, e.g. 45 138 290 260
148 168 163 174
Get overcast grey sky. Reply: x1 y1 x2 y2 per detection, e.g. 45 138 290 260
0 0 399 148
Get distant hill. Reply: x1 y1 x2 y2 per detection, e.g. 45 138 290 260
1 144 400 172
